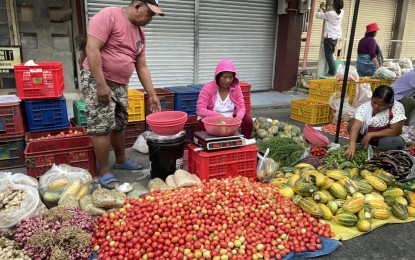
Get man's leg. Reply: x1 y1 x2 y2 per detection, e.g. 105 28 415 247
111 129 126 164
93 135 112 176
324 38 336 75
377 136 405 151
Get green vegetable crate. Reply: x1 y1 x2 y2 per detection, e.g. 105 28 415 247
290 98 331 125
73 100 87 126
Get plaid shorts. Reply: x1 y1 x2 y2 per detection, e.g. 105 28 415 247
80 70 128 135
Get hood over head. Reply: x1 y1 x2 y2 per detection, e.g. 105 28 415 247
214 58 239 88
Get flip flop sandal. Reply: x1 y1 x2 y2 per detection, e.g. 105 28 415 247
113 158 143 170
98 173 120 190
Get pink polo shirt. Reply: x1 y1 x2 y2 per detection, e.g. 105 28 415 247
83 7 146 85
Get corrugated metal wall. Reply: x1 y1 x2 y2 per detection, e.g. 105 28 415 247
84 0 277 91
402 0 415 59
197 0 277 91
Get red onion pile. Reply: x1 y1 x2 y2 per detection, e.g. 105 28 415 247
93 177 334 260
14 206 95 260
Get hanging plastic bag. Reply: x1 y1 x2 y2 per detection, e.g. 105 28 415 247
373 67 396 80
38 164 92 206
335 65 359 82
257 149 279 183
352 83 372 108
329 92 356 123
132 131 150 154
0 172 41 229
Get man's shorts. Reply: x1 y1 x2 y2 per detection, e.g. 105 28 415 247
80 70 128 136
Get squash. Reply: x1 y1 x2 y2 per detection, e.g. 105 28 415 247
371 208 391 220
404 191 415 207
391 202 409 220
372 169 396 186
357 207 372 220
329 182 348 199
319 203 333 220
356 219 371 232
342 197 365 213
333 213 359 227
279 186 295 199
364 176 387 192
298 197 323 218
382 187 404 197
326 200 339 215
355 180 374 194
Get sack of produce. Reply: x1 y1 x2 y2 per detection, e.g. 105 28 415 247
127 182 149 198
0 172 41 229
384 61 401 77
79 195 106 216
398 58 413 70
165 175 178 189
373 67 396 80
92 189 126 209
174 169 198 188
39 164 92 206
191 174 202 185
336 65 359 82
257 149 279 183
58 194 80 207
148 178 169 192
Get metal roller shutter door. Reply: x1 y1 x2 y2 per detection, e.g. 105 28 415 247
402 0 415 59
85 0 195 88
197 0 277 91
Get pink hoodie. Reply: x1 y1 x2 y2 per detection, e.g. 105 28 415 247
196 59 246 119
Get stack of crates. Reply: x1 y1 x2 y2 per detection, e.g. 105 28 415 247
72 100 87 126
14 61 95 177
165 86 201 148
240 82 252 114
0 95 26 170
125 89 146 148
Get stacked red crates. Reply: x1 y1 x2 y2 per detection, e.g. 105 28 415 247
0 95 26 170
240 82 252 114
14 61 96 177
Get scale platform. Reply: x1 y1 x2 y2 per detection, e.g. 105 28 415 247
193 131 246 151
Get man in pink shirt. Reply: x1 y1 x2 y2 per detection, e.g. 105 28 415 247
81 0 164 189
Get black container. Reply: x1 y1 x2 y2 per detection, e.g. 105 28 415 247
146 131 185 181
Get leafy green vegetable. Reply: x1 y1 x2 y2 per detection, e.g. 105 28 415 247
257 137 306 167
322 147 367 167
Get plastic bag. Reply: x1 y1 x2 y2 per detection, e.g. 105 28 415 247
127 182 149 198
58 194 80 207
79 195 106 216
329 92 356 123
148 178 168 192
38 164 92 200
257 148 279 183
398 58 414 70
132 131 150 154
335 66 359 82
384 61 401 77
174 170 198 188
165 175 177 189
352 83 372 108
0 172 40 229
92 189 126 209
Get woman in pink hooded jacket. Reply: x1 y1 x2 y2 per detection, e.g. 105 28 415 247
196 58 253 138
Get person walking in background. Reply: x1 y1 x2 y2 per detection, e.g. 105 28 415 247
196 58 253 139
315 0 344 76
81 0 164 189
391 69 415 124
356 22 384 76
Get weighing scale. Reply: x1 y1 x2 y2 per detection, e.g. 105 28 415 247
193 131 255 151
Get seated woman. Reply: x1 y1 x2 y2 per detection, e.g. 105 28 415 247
196 58 253 139
345 85 406 160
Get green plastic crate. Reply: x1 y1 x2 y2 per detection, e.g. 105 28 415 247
73 100 87 126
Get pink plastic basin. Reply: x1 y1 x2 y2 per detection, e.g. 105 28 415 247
202 116 242 137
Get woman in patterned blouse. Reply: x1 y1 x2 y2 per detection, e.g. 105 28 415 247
345 85 406 160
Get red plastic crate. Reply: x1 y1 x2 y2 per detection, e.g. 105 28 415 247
14 62 65 100
0 135 25 170
187 143 257 180
240 82 251 93
0 102 25 138
24 136 96 178
25 126 87 142
137 88 175 116
125 120 146 148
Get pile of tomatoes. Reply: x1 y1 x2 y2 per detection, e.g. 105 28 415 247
321 121 349 138
93 177 334 260
28 129 84 141
409 145 415 157
310 147 327 159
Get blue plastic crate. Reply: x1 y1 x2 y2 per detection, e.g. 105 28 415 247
165 86 201 115
187 84 205 91
24 96 69 132
0 135 25 169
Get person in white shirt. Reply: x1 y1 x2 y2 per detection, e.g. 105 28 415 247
315 0 344 76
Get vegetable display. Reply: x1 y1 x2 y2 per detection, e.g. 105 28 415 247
93 177 333 260
322 147 368 167
310 147 327 159
0 187 25 214
364 151 414 181
257 137 306 167
272 162 415 232
321 121 349 138
253 118 307 147
0 237 30 259
14 206 95 260
28 129 84 141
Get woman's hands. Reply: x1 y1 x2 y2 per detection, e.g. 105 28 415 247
361 132 373 148
345 144 356 160
319 2 326 11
